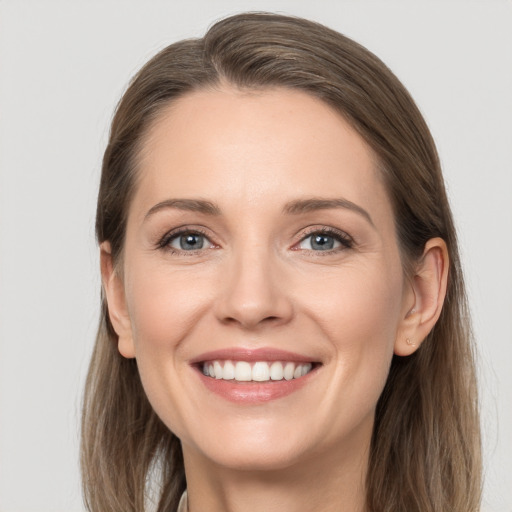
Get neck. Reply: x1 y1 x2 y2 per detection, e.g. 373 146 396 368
182 434 369 512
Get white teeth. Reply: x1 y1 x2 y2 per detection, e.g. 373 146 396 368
270 361 284 380
235 361 252 381
213 361 223 380
223 360 235 380
252 362 270 381
302 363 312 376
201 360 314 382
284 362 295 380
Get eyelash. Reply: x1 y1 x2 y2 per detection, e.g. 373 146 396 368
297 226 354 254
157 227 213 255
156 226 353 255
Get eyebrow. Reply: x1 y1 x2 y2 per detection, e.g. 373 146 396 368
145 198 221 219
144 196 374 227
283 197 375 227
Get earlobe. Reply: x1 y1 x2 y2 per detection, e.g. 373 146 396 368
100 242 136 359
394 237 449 356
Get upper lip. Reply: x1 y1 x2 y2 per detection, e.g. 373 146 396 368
190 347 320 365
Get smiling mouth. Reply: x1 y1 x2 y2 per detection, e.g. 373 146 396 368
200 360 318 382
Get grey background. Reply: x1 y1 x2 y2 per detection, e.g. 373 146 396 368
0 1 511 510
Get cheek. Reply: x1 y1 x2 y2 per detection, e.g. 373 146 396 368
304 259 403 343
125 261 212 352
122 259 217 438
300 260 404 404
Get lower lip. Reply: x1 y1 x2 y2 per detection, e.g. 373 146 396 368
194 367 319 404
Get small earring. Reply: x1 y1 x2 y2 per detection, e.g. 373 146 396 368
406 338 415 346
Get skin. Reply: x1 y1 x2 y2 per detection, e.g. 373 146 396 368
102 87 448 512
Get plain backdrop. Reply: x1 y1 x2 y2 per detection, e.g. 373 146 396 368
0 1 511 511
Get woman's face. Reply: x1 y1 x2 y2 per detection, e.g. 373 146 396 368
108 87 414 471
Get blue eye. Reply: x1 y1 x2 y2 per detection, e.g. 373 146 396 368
300 233 339 251
167 232 207 251
313 234 336 250
298 230 352 252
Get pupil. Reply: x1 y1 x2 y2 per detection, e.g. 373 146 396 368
312 234 334 250
180 234 204 250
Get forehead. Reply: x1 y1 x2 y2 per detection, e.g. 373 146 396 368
131 86 392 226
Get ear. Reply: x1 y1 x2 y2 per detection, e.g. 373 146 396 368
100 242 136 359
394 237 449 356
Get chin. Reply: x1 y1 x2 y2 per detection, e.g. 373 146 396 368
182 420 314 472
199 441 307 472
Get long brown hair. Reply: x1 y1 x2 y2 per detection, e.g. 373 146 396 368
81 12 481 511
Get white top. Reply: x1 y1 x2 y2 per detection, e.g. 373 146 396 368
177 490 188 512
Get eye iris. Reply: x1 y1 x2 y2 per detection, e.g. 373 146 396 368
311 234 334 250
180 233 204 250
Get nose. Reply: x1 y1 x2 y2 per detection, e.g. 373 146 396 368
214 247 294 330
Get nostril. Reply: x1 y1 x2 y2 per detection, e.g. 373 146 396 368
222 314 288 328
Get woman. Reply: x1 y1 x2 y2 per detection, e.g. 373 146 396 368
81 12 481 512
